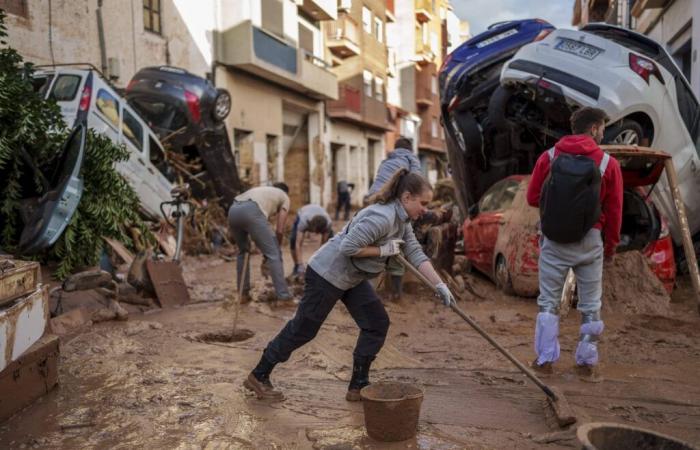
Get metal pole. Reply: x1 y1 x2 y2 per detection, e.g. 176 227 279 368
663 159 700 313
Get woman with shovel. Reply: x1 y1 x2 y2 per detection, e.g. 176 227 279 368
243 169 456 401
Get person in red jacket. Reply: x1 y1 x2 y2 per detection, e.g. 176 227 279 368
526 107 623 379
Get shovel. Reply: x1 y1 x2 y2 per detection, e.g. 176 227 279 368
396 254 577 428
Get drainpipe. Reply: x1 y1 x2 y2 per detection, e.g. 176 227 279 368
96 0 108 74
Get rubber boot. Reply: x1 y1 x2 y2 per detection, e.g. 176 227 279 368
244 355 284 400
346 356 374 402
390 275 403 302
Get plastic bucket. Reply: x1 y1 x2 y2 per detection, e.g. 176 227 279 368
577 422 699 450
360 382 424 442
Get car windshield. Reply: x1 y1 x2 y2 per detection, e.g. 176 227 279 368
479 179 520 212
50 74 81 101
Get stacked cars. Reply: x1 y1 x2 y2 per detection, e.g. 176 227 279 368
441 21 700 293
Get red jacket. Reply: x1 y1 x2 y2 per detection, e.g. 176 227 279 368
526 135 623 257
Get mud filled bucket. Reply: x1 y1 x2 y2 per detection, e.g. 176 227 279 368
577 422 699 450
360 382 423 442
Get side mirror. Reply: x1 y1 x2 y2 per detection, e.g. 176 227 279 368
468 203 479 219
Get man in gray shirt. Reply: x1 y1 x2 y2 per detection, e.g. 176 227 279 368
365 137 423 301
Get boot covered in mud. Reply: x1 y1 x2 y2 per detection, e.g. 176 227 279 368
575 315 604 382
533 310 560 372
244 355 284 400
346 356 374 401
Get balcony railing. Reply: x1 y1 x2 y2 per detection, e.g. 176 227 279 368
415 0 434 23
327 83 362 118
326 13 360 58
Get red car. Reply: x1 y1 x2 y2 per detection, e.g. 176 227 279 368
462 147 676 296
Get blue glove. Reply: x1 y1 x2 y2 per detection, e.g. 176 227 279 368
435 282 456 307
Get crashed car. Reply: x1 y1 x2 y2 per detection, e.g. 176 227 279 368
462 146 676 296
126 66 241 207
438 19 555 215
32 65 174 219
497 24 700 244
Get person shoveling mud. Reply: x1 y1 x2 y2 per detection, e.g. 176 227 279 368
242 170 457 401
527 107 623 381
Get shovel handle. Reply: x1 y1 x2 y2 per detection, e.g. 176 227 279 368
395 254 556 400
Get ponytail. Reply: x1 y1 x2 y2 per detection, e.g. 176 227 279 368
369 169 432 205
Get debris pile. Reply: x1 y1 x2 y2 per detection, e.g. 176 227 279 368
603 251 671 316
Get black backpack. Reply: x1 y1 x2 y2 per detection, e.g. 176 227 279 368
539 148 610 244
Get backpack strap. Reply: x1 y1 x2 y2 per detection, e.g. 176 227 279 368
599 153 610 176
547 147 556 160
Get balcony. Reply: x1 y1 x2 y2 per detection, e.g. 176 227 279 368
415 0 434 23
296 0 337 21
418 111 445 153
386 0 396 23
631 0 671 17
327 80 392 130
215 20 338 100
415 44 436 66
415 64 436 107
326 13 360 58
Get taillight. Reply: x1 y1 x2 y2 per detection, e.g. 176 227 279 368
184 90 201 122
533 29 553 42
78 84 92 112
447 94 461 112
629 53 664 85
126 80 137 91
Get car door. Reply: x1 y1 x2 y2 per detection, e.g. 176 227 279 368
18 125 86 254
45 70 86 127
466 178 519 274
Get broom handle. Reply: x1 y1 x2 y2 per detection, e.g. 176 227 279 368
395 254 556 400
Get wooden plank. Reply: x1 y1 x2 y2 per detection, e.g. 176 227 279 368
103 237 134 267
0 260 40 307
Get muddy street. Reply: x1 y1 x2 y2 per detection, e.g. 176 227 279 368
1 234 700 449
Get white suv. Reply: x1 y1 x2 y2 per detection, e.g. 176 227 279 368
32 65 173 219
499 24 700 244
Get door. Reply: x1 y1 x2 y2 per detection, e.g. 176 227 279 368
465 178 520 274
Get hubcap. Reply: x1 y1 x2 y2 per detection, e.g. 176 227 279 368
612 129 639 145
215 94 230 118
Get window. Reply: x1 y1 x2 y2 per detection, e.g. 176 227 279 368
431 32 439 54
422 23 429 45
479 179 520 213
31 74 54 97
122 108 144 151
431 117 438 138
362 6 372 34
95 89 120 129
363 70 373 97
49 75 81 101
0 0 28 18
374 17 383 43
374 76 384 101
143 0 162 34
339 0 352 11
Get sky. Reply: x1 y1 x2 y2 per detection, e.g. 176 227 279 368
452 0 576 37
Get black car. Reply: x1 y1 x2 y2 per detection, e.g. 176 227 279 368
126 66 241 207
126 66 231 148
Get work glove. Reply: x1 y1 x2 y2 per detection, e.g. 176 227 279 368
435 282 456 307
379 239 404 257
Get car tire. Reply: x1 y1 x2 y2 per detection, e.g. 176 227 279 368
604 119 644 146
212 88 231 122
495 255 515 295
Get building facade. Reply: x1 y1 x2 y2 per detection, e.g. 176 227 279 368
323 0 391 207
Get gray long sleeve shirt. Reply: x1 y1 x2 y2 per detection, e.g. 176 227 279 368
308 200 429 290
367 147 422 196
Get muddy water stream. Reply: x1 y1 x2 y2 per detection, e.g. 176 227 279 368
1 240 700 449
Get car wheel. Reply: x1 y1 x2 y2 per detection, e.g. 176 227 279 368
604 120 643 146
212 89 231 121
495 255 515 295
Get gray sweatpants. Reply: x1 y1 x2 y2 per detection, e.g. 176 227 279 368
228 200 291 299
537 228 604 315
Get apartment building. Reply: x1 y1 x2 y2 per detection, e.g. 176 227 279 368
323 0 392 206
572 0 699 96
1 0 339 209
386 0 450 184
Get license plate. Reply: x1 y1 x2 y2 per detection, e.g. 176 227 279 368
476 28 518 48
555 38 602 60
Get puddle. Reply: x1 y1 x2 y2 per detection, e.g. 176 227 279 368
195 329 255 343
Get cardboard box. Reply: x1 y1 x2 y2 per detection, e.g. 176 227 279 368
0 334 59 423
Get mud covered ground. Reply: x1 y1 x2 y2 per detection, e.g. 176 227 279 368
2 234 700 449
